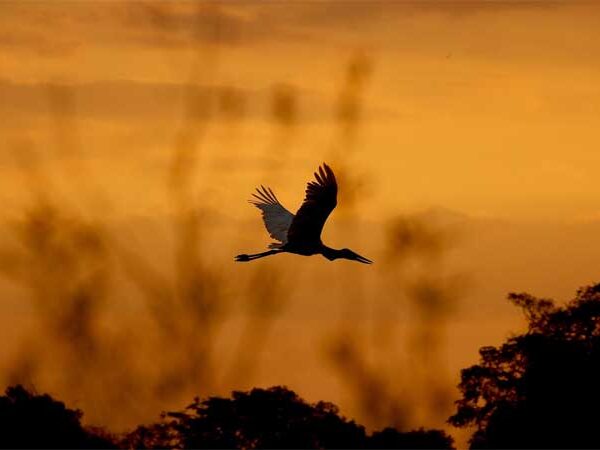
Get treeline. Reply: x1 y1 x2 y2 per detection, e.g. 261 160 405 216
3 282 600 449
0 385 452 449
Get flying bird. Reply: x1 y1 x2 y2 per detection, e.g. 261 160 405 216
235 163 372 264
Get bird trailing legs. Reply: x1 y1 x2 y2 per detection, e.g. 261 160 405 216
235 249 282 262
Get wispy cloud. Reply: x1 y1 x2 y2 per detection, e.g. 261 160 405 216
0 79 398 126
0 2 312 57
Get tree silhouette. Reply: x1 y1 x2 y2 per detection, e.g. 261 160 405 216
449 283 600 449
0 385 115 449
0 383 453 449
125 386 453 449
367 427 454 449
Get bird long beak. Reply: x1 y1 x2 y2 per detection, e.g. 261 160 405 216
354 253 373 264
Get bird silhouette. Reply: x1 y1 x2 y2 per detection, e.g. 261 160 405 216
235 163 372 264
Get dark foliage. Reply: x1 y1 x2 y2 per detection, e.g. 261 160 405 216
0 385 116 449
0 383 452 449
124 386 454 449
449 283 600 449
367 427 455 449
174 386 362 449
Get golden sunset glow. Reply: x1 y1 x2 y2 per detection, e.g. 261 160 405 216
2 1 600 446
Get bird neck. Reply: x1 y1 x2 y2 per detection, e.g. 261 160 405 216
321 245 342 261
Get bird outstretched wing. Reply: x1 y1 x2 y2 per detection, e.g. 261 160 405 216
287 163 338 245
249 186 294 247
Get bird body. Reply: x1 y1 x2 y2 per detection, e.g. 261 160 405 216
235 163 372 264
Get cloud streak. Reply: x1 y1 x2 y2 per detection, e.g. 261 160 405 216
0 79 398 126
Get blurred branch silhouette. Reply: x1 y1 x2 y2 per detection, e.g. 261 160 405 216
385 214 466 425
0 4 468 441
0 2 294 429
326 210 466 431
324 54 414 430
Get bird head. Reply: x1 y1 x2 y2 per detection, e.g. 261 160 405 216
339 248 373 264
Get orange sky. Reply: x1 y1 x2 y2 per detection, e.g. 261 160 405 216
1 0 600 443
2 1 600 220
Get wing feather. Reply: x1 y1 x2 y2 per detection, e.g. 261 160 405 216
249 186 294 246
286 163 338 245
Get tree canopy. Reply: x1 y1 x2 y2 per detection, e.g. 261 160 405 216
449 283 600 449
124 386 453 449
0 385 115 449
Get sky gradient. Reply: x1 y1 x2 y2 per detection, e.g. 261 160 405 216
1 0 600 443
